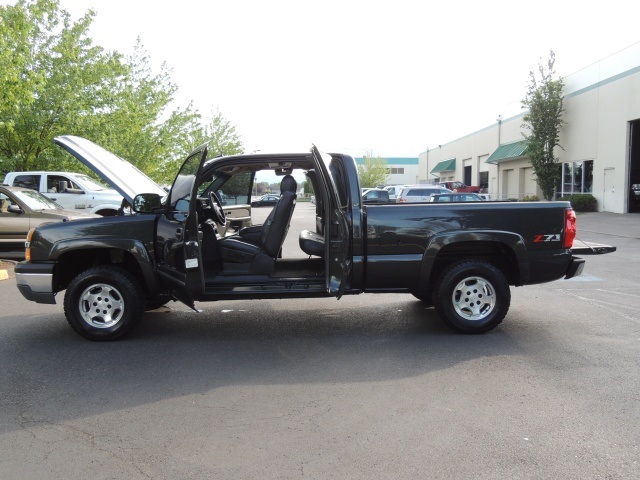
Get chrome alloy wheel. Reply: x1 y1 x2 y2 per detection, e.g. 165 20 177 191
78 283 125 328
451 276 496 321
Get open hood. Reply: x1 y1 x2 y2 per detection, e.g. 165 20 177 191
54 135 167 203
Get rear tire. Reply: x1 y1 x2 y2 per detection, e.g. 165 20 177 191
64 266 145 341
433 260 510 334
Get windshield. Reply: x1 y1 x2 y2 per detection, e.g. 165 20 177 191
13 189 62 210
74 173 110 191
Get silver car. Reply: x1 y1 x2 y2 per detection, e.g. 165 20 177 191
395 185 452 203
0 185 99 259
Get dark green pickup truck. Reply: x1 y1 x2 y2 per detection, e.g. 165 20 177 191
15 136 607 341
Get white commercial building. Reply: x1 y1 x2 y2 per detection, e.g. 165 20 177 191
419 42 640 213
355 157 420 186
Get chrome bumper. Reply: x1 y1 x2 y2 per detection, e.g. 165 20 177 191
15 263 56 304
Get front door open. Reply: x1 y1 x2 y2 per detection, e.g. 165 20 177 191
156 146 208 308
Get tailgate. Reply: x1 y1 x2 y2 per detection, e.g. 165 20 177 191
570 239 617 255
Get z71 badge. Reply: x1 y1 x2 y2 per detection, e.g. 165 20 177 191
533 234 561 242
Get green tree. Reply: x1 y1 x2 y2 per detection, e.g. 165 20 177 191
84 39 202 181
0 0 241 185
357 151 389 188
522 50 566 200
303 179 313 195
190 110 244 159
0 0 127 173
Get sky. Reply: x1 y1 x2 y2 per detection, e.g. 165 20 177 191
32 1 640 158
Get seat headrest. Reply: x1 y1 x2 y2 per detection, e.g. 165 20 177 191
280 175 297 194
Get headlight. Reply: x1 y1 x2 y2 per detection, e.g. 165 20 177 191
25 227 36 261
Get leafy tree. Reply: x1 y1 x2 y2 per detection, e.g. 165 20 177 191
0 0 127 174
82 39 201 183
0 0 242 185
357 151 389 188
255 182 268 195
522 50 565 200
303 178 313 195
190 110 244 159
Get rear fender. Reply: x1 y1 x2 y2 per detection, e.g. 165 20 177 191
418 230 529 289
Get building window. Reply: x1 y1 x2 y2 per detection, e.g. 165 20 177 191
387 167 405 175
557 160 593 196
479 171 489 190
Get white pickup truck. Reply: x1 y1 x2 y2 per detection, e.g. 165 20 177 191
3 171 124 216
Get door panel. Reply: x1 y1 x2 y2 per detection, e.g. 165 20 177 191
218 205 251 237
311 146 350 298
156 147 208 307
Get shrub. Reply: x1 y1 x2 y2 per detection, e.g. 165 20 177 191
558 194 597 212
520 195 540 202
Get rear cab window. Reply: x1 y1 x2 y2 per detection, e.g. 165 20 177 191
12 174 41 191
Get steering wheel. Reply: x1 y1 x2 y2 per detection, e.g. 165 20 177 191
207 191 226 226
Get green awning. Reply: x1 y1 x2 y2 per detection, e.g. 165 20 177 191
430 158 456 173
486 140 528 164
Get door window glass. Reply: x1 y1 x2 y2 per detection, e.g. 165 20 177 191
13 174 40 190
47 175 80 192
169 151 202 221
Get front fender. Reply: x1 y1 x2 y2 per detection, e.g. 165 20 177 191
50 238 158 293
418 230 529 289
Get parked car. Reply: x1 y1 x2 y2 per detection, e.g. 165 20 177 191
438 181 481 193
395 185 452 203
251 194 280 207
361 188 390 204
632 184 640 206
429 193 485 202
3 170 125 216
383 185 399 201
0 184 99 259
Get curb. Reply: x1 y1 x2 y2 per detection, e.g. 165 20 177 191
0 260 16 281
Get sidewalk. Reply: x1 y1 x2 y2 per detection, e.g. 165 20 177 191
0 260 16 281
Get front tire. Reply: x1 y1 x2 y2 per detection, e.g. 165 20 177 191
433 260 510 334
64 266 145 341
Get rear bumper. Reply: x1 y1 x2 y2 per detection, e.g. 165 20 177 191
564 256 585 279
14 262 56 304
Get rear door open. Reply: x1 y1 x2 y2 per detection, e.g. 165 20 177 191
311 146 351 298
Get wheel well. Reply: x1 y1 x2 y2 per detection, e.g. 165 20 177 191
429 241 520 286
53 248 148 294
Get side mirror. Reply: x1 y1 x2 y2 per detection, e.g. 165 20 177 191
58 180 68 193
7 204 23 214
132 193 163 213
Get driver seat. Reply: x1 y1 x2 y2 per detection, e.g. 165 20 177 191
217 175 297 274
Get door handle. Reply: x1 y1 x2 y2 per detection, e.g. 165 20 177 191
175 228 183 240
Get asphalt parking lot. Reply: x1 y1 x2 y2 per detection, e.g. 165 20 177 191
1 207 639 479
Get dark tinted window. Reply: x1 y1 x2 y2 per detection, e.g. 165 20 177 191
13 174 40 190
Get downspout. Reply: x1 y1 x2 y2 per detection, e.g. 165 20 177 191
496 115 502 198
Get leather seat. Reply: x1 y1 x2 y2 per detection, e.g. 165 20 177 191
299 229 325 257
218 175 297 274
